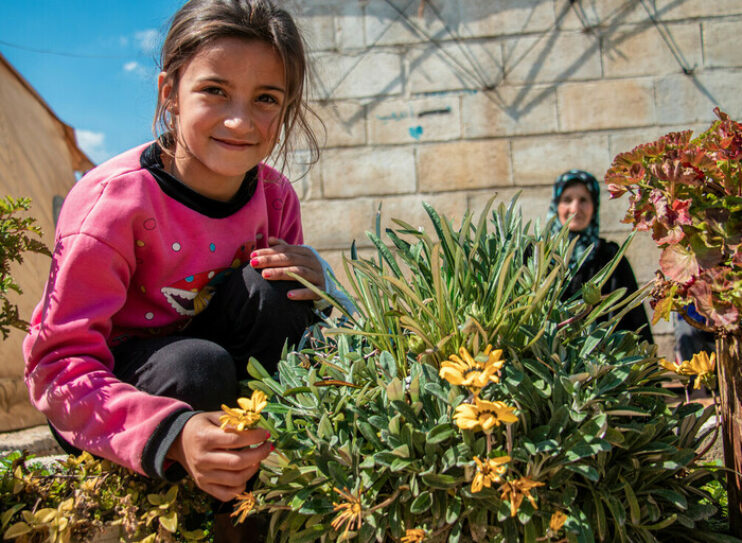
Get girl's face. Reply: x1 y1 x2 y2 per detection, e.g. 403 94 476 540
557 183 595 232
159 37 285 201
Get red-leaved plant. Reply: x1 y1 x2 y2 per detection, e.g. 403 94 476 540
605 107 742 332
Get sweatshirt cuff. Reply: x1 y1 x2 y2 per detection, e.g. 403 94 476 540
141 408 200 481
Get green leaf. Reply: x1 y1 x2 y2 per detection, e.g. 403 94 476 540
247 357 272 381
446 495 462 523
358 421 384 448
410 491 432 513
327 461 350 488
638 513 677 531
622 479 641 525
3 522 31 539
565 463 599 482
1 505 25 530
421 472 461 489
650 489 687 510
317 414 333 439
390 457 413 472
159 511 178 533
426 423 457 444
390 400 418 422
564 436 611 462
386 378 404 402
423 382 450 404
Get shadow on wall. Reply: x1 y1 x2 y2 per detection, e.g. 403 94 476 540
287 0 715 137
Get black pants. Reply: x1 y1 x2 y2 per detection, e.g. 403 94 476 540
51 263 315 451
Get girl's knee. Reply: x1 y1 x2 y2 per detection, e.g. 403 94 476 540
167 340 238 410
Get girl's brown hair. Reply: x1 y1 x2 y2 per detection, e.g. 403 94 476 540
154 0 320 169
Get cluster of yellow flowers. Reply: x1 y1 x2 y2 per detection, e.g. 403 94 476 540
219 389 268 524
439 345 550 523
659 351 716 390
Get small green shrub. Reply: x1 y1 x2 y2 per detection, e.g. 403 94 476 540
243 198 734 542
0 196 50 338
0 451 212 542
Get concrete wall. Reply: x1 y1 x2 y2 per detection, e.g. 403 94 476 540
0 57 83 431
286 0 742 358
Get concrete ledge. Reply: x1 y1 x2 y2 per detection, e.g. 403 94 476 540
0 424 64 457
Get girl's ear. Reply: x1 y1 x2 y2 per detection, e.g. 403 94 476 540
158 71 177 113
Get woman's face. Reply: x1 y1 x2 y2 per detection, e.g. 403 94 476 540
557 183 595 232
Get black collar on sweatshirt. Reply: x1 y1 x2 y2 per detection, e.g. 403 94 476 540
140 141 258 219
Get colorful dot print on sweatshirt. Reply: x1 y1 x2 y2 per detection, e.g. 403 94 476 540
160 242 255 317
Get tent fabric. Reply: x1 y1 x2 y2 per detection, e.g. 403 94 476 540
0 52 92 431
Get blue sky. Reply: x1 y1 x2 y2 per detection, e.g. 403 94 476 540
1 1 183 165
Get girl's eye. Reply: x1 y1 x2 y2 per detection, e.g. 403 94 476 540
257 94 280 105
203 87 226 96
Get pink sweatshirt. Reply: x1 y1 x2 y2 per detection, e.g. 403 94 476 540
23 142 303 477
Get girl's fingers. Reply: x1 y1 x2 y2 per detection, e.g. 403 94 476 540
286 287 320 301
248 242 325 292
201 464 261 489
250 247 315 268
202 416 271 448
200 441 273 471
203 482 252 502
260 265 321 283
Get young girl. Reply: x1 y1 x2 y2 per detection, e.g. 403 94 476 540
23 0 332 534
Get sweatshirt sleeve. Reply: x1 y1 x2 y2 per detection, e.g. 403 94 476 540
23 232 192 477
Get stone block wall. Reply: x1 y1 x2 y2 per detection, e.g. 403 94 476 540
285 0 742 358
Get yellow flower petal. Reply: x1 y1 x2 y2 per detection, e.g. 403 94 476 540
550 510 568 532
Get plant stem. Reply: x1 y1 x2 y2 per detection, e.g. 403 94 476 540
367 485 409 514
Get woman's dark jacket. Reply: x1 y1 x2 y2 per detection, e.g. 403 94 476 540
562 238 654 344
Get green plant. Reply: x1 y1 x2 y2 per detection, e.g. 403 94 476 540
0 451 213 542
605 108 742 537
605 108 742 331
240 198 732 542
0 196 50 338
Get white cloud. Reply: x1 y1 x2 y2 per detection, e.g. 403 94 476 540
123 60 151 79
134 29 159 54
75 129 110 165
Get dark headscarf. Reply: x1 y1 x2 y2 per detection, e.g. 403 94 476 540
547 169 601 267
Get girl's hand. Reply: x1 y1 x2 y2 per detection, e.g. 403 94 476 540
250 237 325 300
167 412 272 502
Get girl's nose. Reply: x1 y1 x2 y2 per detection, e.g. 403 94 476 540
224 105 253 131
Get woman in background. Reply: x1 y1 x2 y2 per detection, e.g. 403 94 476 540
548 169 654 344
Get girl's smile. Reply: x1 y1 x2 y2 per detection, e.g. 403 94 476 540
158 37 286 201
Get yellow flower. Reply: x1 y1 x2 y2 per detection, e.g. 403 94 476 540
401 528 426 542
220 390 267 431
471 455 510 493
231 491 256 524
659 357 695 376
331 487 363 537
499 477 545 517
453 397 518 433
439 345 506 391
550 510 568 532
688 351 716 389
659 351 716 389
